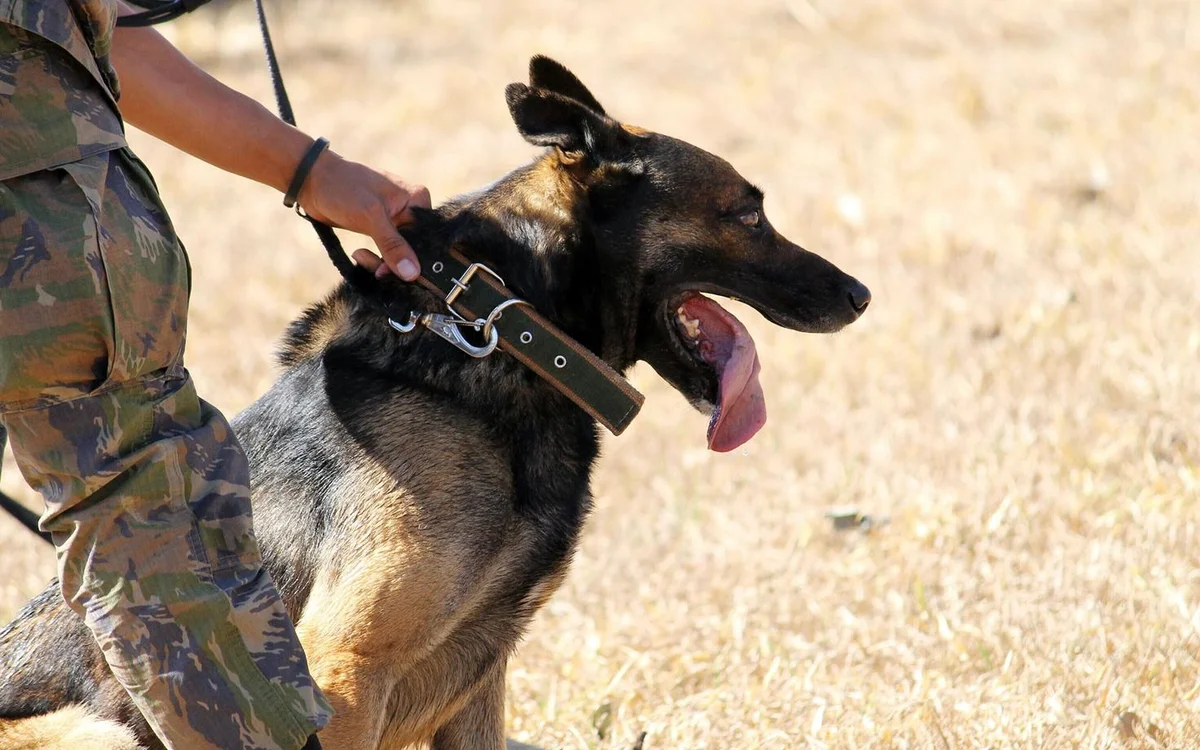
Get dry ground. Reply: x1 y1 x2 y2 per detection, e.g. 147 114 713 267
3 0 1199 747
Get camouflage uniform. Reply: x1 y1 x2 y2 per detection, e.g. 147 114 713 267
0 2 332 747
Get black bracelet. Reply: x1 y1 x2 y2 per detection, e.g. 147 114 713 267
283 136 330 209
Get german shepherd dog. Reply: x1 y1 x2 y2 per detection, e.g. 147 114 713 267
0 57 869 749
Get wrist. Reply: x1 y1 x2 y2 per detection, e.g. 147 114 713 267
284 137 332 209
263 124 318 194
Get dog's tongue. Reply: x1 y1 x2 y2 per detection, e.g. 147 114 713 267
679 294 767 452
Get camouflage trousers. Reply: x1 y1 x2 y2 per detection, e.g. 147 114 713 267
0 149 332 748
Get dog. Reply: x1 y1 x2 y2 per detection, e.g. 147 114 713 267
0 56 869 749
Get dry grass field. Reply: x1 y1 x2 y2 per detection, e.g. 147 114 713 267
3 0 1199 747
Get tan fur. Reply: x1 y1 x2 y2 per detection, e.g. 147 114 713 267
0 706 143 750
286 402 559 749
279 289 352 365
481 153 583 224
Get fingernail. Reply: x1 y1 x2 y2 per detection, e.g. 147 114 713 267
375 265 391 278
398 259 419 280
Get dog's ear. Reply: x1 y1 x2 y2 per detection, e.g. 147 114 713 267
506 83 619 155
528 55 606 116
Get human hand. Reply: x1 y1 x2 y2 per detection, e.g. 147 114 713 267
109 19 430 280
351 248 384 274
297 150 431 281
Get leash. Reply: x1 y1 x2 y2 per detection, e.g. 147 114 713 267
128 1 644 434
0 489 51 543
5 0 647 545
243 0 645 433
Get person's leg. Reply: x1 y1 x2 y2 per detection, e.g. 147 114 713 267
0 152 331 749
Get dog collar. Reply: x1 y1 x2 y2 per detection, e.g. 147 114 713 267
388 246 644 435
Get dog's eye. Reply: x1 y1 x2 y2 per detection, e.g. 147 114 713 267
739 210 761 228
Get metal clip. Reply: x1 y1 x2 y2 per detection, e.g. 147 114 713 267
388 311 499 358
422 313 499 358
386 261 518 359
388 312 420 333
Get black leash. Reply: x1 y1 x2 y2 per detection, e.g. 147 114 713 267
116 1 376 303
3 3 648 542
251 0 295 127
248 0 392 310
191 0 645 431
0 489 51 544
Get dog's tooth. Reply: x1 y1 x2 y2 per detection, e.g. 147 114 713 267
676 308 703 340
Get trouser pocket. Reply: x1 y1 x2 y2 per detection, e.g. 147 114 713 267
0 149 189 412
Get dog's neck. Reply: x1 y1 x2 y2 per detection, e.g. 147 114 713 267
306 154 639 435
426 152 641 369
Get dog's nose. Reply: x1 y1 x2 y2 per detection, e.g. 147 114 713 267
847 279 871 314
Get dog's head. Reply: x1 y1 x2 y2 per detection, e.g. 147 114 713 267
503 56 870 452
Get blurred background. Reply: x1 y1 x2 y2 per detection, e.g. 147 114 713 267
3 0 1199 746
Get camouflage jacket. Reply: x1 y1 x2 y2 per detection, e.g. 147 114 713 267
0 0 126 181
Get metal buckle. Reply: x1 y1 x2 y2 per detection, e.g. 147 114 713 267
445 262 505 309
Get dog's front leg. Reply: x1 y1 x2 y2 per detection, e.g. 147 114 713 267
302 648 392 750
430 658 506 750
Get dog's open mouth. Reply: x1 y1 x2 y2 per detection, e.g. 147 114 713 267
671 292 767 452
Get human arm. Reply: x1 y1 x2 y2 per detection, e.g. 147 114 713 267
109 2 427 279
